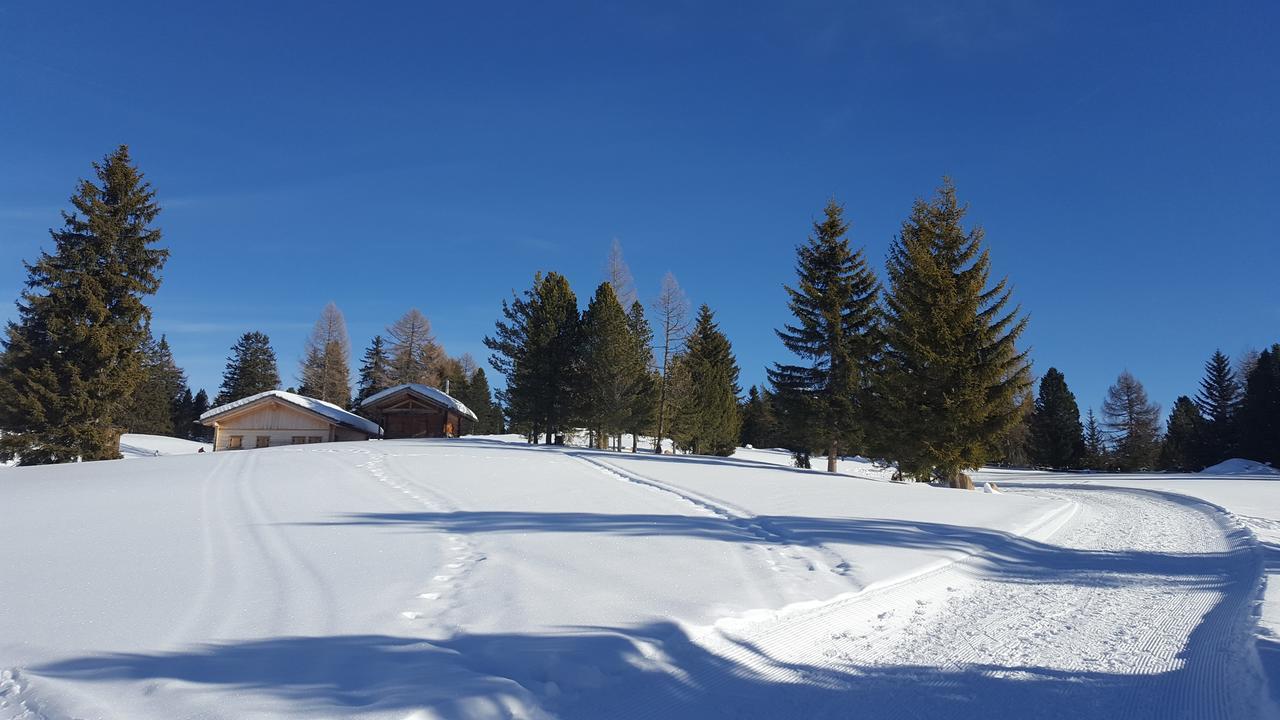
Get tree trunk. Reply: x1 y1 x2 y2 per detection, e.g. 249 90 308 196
827 439 838 473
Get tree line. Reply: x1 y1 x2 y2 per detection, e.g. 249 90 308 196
484 240 744 455
0 147 501 465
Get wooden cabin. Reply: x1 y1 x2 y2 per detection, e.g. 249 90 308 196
200 390 382 451
357 383 478 439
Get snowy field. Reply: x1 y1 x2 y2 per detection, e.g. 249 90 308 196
118 433 211 458
0 437 1275 719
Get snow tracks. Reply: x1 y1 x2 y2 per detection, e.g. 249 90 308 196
559 478 1271 720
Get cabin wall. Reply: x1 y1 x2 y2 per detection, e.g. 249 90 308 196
209 400 372 450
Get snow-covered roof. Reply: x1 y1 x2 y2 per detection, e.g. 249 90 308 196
200 390 382 436
358 383 478 421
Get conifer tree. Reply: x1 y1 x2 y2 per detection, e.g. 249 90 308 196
191 389 212 440
875 180 1031 487
1029 368 1085 469
671 305 741 456
651 271 691 454
0 146 169 464
1159 396 1206 471
485 272 581 443
1237 345 1280 466
769 200 880 472
215 332 281 406
624 301 658 452
997 390 1035 466
740 385 780 449
606 238 639 311
124 333 188 436
387 309 445 387
1083 408 1107 470
577 283 645 448
1101 370 1161 471
298 302 352 406
1194 350 1242 465
459 367 503 435
354 335 393 408
172 387 196 439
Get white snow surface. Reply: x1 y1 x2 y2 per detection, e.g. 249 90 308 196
200 389 382 436
358 383 478 421
1201 458 1280 476
119 433 212 458
0 439 1274 719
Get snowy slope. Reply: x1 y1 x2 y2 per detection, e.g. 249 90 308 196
119 433 212 458
0 440 1272 719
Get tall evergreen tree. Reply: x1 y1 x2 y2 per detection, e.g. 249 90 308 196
671 305 741 456
354 335 393 408
1101 370 1162 472
740 385 781 449
124 333 187 436
172 387 196 439
484 272 581 443
1082 407 1107 470
1159 396 1206 471
0 146 169 464
387 309 445 387
1029 368 1085 469
577 283 645 448
459 367 503 435
996 390 1035 467
769 200 880 472
1195 350 1242 465
651 271 691 454
1237 344 1280 466
215 332 281 405
874 180 1031 487
624 301 658 452
298 302 352 406
191 389 212 440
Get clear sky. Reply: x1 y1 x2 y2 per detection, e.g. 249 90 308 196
1 1 1277 420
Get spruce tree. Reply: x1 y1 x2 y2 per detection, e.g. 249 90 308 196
624 301 658 452
1237 345 1280 466
671 305 741 456
387 309 445 387
215 332 281 406
769 200 880 472
577 283 646 448
124 333 187 436
875 180 1031 487
1159 396 1206 471
460 367 503 435
1195 350 1242 465
0 146 169 464
172 387 196 439
740 385 780 449
484 272 581 443
191 389 212 440
1101 370 1161 472
298 302 352 406
354 335 394 408
1083 408 1107 470
997 390 1035 467
1029 368 1085 469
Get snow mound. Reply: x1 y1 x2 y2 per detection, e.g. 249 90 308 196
119 433 211 458
1200 458 1280 476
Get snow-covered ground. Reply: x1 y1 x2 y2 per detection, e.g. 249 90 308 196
119 433 212 458
0 438 1274 719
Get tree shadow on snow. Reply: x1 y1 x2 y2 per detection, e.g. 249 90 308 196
35 599 1263 720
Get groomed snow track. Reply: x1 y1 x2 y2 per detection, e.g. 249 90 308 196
566 481 1272 720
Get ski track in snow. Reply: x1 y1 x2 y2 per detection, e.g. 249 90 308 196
570 451 855 578
585 484 1271 720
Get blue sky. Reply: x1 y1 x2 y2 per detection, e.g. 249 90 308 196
1 1 1277 420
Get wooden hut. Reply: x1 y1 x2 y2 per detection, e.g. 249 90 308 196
200 390 382 451
357 383 478 439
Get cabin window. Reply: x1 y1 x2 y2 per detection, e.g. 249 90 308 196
308 436 323 443
291 436 308 445
228 435 243 450
256 436 271 448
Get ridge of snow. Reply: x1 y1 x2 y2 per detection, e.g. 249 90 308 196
1200 458 1280 476
358 383 478 421
199 390 382 436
